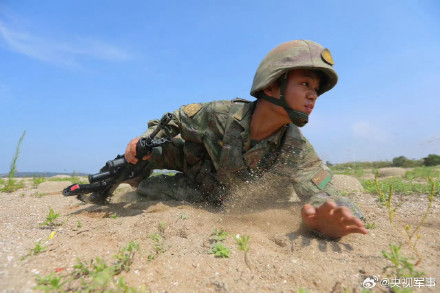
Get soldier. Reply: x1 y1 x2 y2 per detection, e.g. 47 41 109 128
125 40 367 238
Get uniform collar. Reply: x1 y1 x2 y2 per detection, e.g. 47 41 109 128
231 101 287 148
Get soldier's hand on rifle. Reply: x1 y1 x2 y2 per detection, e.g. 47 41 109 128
125 137 151 164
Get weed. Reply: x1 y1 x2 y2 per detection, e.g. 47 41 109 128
211 228 228 242
33 191 46 198
37 241 141 292
234 234 252 270
379 177 435 280
113 241 140 274
158 221 166 236
209 242 230 258
298 287 310 293
209 228 230 258
1 131 26 193
149 233 166 258
32 175 46 188
365 222 377 229
178 212 187 220
77 220 82 228
21 240 47 260
110 213 118 219
35 273 69 293
382 243 424 278
39 208 60 229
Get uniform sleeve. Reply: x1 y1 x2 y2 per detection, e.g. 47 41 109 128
276 137 365 220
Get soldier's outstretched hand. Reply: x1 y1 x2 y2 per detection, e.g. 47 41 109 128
301 200 367 239
125 137 151 164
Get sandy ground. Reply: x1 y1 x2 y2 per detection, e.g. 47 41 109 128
0 175 439 293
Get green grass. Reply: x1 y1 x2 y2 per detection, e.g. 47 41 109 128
404 166 440 180
361 177 439 196
48 177 88 184
331 166 365 178
1 131 26 193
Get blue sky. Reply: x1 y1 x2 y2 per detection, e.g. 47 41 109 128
1 0 439 174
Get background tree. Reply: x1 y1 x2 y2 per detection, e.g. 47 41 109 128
423 154 440 166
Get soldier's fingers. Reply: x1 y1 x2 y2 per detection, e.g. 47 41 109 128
344 225 368 235
317 200 337 216
301 204 316 217
333 206 352 221
341 216 364 228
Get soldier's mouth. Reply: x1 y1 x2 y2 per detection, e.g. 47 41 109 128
304 104 314 114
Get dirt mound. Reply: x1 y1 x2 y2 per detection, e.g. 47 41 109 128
377 167 407 178
331 174 364 194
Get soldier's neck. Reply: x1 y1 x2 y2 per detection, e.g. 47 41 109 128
250 100 290 141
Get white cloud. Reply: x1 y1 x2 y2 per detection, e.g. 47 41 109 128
0 19 130 68
351 121 389 143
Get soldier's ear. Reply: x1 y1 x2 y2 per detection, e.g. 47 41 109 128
263 82 280 98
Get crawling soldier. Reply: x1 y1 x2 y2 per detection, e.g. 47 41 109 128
124 40 367 239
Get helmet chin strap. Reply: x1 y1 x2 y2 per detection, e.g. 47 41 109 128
256 73 309 127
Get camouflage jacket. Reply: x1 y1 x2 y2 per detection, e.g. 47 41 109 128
142 99 363 219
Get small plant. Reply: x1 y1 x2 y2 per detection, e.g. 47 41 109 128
379 177 435 281
35 273 69 292
209 242 230 258
77 220 82 228
158 221 166 236
298 288 310 293
110 213 118 219
40 208 60 228
211 228 228 242
21 240 47 260
178 212 187 220
382 243 424 278
113 241 140 274
33 191 46 198
365 222 377 229
149 233 166 258
209 228 230 258
32 175 46 188
1 130 26 193
37 241 141 292
234 234 251 270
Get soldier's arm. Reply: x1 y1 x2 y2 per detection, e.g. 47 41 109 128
289 138 364 220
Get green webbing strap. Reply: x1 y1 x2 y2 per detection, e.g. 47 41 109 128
256 73 309 127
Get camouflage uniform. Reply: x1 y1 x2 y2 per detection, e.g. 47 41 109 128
136 40 364 220
136 99 364 219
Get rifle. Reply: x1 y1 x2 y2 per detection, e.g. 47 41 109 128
62 113 174 203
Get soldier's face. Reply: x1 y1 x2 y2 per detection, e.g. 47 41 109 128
285 69 320 114
265 69 320 115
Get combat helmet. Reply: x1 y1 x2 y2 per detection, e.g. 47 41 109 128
250 40 338 127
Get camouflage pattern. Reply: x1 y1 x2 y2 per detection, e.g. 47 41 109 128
137 99 364 220
250 40 338 97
